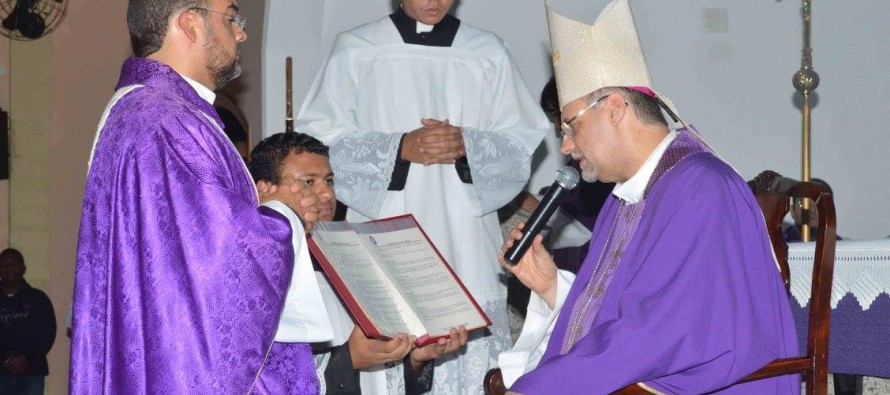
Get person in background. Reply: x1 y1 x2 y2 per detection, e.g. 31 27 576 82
0 248 56 395
296 0 548 393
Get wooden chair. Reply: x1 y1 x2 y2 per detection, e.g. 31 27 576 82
484 170 836 395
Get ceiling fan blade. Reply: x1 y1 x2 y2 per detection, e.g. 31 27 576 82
2 12 17 32
21 11 45 38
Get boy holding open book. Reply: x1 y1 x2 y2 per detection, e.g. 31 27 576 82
249 132 468 394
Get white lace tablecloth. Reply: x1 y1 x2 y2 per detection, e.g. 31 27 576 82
788 238 890 310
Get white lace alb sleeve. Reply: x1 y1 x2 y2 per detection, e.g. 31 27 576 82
462 127 536 215
327 132 402 218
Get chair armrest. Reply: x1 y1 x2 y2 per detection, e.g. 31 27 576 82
484 368 507 395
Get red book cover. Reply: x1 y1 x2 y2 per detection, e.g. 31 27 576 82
308 214 491 347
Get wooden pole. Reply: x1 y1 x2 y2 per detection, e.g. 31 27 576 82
285 56 294 133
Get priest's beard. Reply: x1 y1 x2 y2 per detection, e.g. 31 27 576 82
204 27 242 89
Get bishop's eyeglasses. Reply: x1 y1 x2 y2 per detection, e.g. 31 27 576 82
560 94 609 138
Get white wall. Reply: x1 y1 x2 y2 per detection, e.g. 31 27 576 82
261 0 890 239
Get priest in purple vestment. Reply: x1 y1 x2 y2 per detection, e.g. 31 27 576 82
497 1 800 394
71 1 321 393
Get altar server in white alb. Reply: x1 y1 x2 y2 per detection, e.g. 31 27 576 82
297 0 549 393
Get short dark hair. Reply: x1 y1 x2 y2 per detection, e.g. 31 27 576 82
248 132 330 184
587 87 667 127
0 248 24 265
128 0 208 57
540 76 560 122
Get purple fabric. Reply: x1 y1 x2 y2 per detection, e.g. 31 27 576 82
71 57 312 394
512 130 800 394
253 343 320 394
793 293 890 378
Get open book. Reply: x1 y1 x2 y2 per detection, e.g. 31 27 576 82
308 214 491 347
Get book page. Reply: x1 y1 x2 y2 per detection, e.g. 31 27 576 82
353 217 489 337
311 222 426 338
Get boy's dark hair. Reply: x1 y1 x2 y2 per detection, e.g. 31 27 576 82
248 132 329 184
540 76 560 123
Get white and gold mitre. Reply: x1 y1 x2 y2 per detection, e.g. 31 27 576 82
546 0 652 109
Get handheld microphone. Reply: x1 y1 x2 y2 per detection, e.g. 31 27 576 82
504 165 580 265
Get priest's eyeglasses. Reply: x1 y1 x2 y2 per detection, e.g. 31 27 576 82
560 94 609 138
190 7 247 32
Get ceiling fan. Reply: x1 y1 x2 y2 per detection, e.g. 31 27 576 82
1 0 67 41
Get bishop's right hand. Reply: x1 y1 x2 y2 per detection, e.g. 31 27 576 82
498 222 559 309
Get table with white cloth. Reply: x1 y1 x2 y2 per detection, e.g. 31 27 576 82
788 238 890 379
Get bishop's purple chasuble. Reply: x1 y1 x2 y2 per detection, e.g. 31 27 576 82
71 57 317 394
512 130 800 394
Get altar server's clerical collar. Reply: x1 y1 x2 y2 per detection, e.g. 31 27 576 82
390 7 460 47
417 21 434 34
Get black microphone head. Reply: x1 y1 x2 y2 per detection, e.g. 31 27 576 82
503 165 580 265
555 165 580 190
